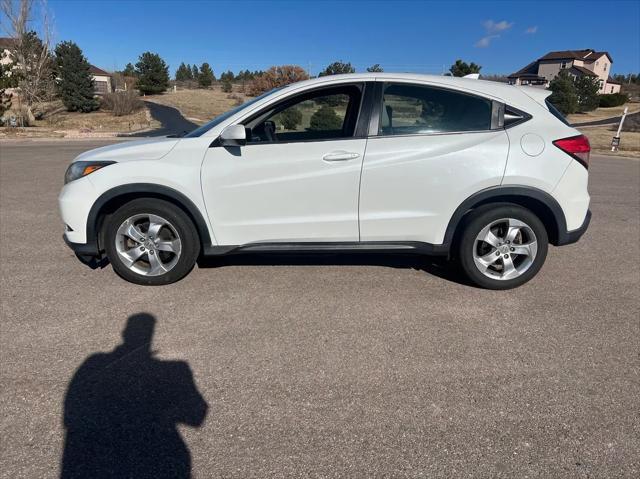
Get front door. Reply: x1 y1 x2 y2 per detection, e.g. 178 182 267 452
201 84 366 246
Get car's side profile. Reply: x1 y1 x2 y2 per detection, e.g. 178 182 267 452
59 73 591 289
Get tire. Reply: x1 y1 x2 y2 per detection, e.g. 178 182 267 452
457 204 548 290
103 198 200 285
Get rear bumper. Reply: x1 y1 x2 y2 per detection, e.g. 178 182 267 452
557 209 591 246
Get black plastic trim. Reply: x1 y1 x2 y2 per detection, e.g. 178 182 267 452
63 234 100 256
558 209 591 246
85 183 213 251
203 241 449 256
442 185 570 247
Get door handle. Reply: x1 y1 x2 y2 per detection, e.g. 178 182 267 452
322 151 360 162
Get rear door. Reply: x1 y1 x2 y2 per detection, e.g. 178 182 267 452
359 81 509 245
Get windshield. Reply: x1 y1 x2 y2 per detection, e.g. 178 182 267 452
184 87 284 138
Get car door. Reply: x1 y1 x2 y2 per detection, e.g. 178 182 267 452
201 83 368 246
359 81 509 245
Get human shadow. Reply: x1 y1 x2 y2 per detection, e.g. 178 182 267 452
60 313 208 479
199 251 474 286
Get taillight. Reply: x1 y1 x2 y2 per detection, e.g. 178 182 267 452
553 135 590 169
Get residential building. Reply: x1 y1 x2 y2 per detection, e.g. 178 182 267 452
508 49 622 94
0 37 113 95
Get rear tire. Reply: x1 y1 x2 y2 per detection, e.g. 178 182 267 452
457 204 548 290
103 199 200 285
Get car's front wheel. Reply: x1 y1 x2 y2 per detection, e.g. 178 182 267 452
104 199 200 285
457 204 548 290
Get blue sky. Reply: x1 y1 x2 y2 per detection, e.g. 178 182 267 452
48 0 640 76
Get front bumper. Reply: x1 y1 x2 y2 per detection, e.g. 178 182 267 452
557 209 591 246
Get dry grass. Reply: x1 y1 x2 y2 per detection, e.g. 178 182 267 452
567 102 640 124
144 85 249 124
579 125 640 158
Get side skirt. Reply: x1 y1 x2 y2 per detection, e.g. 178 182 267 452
202 241 449 257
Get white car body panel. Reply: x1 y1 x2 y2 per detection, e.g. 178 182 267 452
359 130 509 243
58 72 591 255
201 139 366 244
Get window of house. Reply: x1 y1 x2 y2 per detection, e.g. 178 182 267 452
561 61 567 69
604 63 607 71
94 81 108 94
245 85 362 143
379 83 492 135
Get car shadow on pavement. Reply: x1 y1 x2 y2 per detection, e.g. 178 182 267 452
60 313 208 479
198 252 474 286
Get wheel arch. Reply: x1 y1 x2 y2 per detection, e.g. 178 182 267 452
445 186 568 249
87 183 212 252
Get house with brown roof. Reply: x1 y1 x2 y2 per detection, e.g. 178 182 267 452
508 49 621 94
0 37 113 95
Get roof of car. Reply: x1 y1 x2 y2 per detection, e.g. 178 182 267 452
279 72 531 106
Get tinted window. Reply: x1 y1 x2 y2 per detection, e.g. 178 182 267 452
245 85 362 143
379 83 492 135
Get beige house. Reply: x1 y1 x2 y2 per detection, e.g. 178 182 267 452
508 49 621 94
0 37 113 95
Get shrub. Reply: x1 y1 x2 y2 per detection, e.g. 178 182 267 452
309 106 342 131
101 90 143 116
279 107 302 130
221 80 232 93
598 93 629 108
248 65 308 96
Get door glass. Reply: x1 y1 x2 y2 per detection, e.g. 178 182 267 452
380 83 492 135
247 86 361 143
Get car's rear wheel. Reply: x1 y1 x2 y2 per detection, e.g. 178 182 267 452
458 204 548 289
104 199 200 285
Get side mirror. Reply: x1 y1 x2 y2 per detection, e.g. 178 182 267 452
219 124 246 146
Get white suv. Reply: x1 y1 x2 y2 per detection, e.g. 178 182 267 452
59 73 591 289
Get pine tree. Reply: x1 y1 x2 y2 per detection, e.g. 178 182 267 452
122 62 136 77
191 65 199 82
198 62 215 87
54 41 99 112
366 64 383 72
548 70 578 115
175 62 190 82
135 52 170 95
185 64 193 80
319 61 355 76
449 60 481 77
574 75 600 112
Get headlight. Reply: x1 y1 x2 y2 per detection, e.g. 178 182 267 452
64 161 115 184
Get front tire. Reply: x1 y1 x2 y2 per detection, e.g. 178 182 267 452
103 199 200 285
457 204 548 290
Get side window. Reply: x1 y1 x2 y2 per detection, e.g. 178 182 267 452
245 85 362 143
379 83 492 136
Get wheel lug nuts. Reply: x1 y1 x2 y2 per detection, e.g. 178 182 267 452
504 254 509 258
149 250 154 255
495 251 500 256
510 247 515 252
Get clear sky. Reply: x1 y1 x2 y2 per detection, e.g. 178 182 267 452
47 0 640 76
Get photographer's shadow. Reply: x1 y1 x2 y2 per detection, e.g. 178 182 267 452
61 313 208 479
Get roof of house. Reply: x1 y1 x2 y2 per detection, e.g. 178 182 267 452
89 65 110 76
0 37 17 50
607 76 622 85
507 61 541 79
570 65 598 77
538 49 613 63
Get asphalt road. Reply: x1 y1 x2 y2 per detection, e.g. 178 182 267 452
571 109 640 127
1 141 638 478
128 101 199 137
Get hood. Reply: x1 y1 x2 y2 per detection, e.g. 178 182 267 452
73 137 180 163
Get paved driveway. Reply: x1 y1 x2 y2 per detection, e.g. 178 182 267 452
1 141 638 478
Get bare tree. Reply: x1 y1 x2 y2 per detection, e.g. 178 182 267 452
0 0 55 123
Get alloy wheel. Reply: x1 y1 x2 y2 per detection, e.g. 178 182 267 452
472 218 538 281
114 213 182 277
